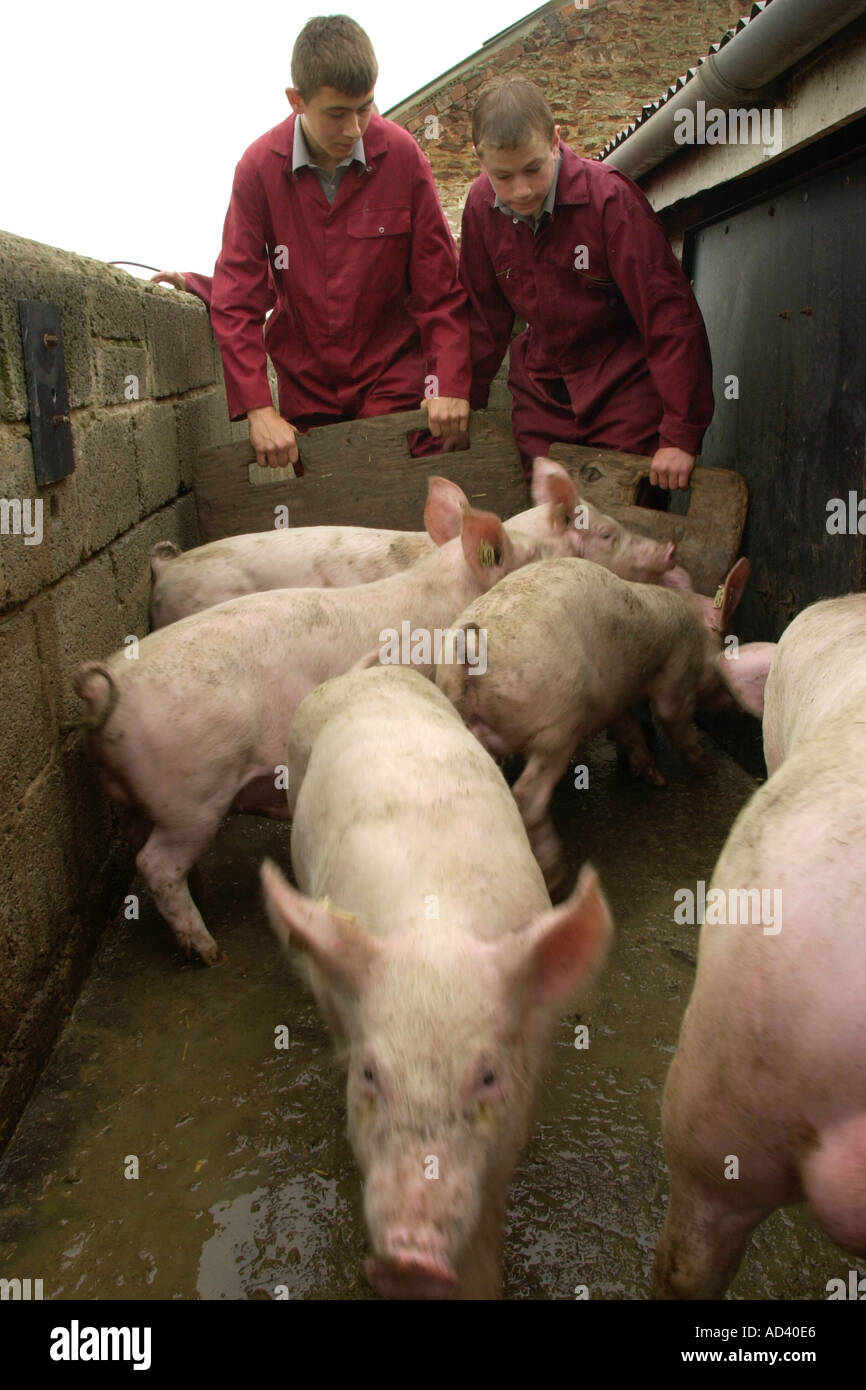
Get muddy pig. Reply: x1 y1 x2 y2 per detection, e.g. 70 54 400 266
262 664 612 1299
149 457 676 627
76 483 571 965
436 556 774 888
653 592 866 1299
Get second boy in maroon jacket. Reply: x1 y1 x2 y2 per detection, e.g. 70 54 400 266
459 78 714 489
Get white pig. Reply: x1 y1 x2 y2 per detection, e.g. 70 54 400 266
75 482 572 965
436 556 774 888
149 457 676 627
653 592 866 1298
262 664 612 1299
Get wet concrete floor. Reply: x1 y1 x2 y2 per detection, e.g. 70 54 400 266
0 729 852 1300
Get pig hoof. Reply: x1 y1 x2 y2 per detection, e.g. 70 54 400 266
179 937 223 966
640 765 667 787
196 941 224 966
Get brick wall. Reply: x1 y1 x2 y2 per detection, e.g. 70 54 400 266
0 231 246 1150
387 0 750 234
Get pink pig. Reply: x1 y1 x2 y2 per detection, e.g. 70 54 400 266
653 593 866 1298
436 556 774 889
262 664 612 1299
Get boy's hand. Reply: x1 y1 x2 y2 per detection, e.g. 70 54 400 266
150 271 187 291
248 406 301 472
420 395 470 440
649 446 695 490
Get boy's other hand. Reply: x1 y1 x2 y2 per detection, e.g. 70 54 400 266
649 446 695 490
248 406 301 472
420 395 471 441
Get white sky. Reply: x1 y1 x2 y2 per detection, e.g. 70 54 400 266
1 0 540 277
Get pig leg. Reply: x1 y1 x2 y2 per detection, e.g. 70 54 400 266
609 711 666 786
512 743 574 893
651 1175 770 1299
651 691 712 776
136 818 226 965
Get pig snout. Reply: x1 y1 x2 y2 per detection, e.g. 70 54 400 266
361 1141 484 1299
628 534 676 582
366 1228 458 1300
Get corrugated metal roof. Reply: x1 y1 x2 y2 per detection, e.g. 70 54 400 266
596 1 775 159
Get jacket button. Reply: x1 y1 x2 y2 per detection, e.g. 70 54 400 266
513 217 519 224
379 226 385 233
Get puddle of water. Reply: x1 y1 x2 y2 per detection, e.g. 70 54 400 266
0 734 849 1299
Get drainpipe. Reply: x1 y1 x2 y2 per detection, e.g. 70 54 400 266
603 0 866 178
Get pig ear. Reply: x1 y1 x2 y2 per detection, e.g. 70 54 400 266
530 457 577 519
261 859 378 990
424 476 468 546
716 557 750 628
509 865 612 1010
717 641 777 717
459 507 512 586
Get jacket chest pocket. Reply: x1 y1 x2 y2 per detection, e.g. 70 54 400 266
573 266 623 310
346 206 412 295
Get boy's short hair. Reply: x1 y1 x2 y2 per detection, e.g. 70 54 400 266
472 77 555 153
291 14 378 100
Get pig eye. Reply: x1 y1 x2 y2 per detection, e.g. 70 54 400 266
481 1070 496 1089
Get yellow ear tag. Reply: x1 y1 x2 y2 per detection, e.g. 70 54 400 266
478 540 497 568
320 896 356 924
713 585 725 609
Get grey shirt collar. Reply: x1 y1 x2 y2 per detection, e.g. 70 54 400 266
293 116 365 173
494 153 561 230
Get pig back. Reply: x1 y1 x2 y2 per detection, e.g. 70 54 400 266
288 666 551 941
763 593 866 774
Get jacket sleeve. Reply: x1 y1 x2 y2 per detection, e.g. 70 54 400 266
604 179 714 454
180 272 214 307
405 149 472 401
210 162 277 421
458 195 516 411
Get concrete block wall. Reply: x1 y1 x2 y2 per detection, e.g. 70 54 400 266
0 230 246 1151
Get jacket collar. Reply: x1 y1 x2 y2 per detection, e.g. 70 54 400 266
268 110 390 168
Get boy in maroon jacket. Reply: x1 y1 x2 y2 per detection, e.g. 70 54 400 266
156 16 470 470
459 77 714 490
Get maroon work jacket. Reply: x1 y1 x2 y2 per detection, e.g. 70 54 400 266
459 143 714 455
207 112 470 421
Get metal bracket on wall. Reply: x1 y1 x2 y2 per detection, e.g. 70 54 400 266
17 300 75 484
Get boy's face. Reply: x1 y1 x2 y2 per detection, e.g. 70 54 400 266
477 128 561 217
286 86 375 168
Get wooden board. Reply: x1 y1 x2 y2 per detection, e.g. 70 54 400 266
548 443 749 597
193 409 528 542
193 411 748 599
